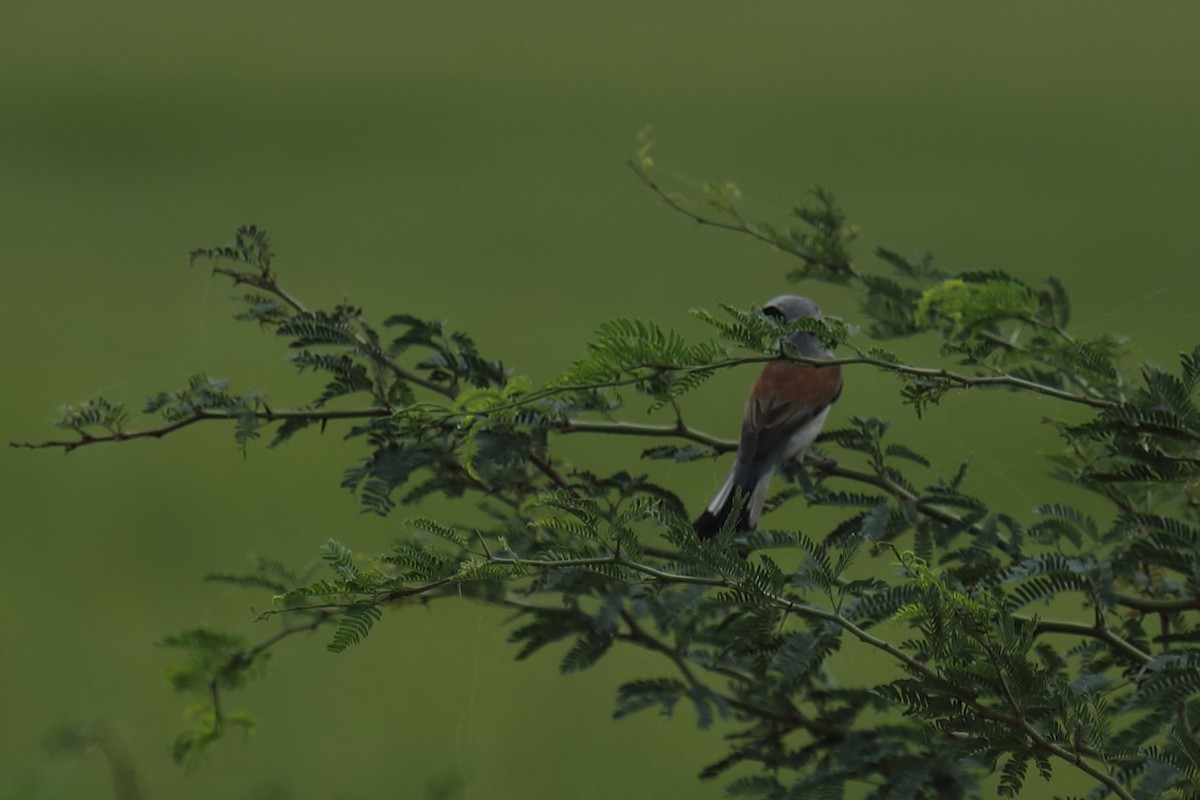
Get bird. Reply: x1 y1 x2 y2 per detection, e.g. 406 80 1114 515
693 295 843 539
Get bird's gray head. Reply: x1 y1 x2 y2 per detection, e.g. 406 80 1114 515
761 294 831 358
763 295 822 322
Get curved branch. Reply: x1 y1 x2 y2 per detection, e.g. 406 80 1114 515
1022 616 1152 665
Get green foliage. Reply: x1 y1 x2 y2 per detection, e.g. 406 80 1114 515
22 146 1200 799
157 628 267 765
188 223 273 273
916 277 1040 336
555 318 728 411
694 301 852 356
327 605 384 654
55 397 129 437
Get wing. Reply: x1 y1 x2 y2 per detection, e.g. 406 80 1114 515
738 361 843 465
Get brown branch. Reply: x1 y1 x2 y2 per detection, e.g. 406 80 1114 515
238 609 336 664
210 265 309 316
1024 618 1151 664
527 452 576 495
1116 593 1200 613
834 345 1118 410
12 407 390 453
559 418 733 451
482 347 1118 427
629 161 860 279
213 264 453 398
14 340 1119 453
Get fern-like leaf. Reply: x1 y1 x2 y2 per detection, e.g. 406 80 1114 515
327 604 383 653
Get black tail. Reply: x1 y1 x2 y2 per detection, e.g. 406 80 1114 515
693 489 752 539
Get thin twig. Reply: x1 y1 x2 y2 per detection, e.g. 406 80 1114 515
630 161 860 279
12 407 390 452
213 264 452 398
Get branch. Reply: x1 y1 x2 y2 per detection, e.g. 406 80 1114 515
1116 594 1200 613
527 452 577 495
1021 616 1152 665
11 407 389 453
516 351 1116 416
615 609 848 739
238 609 336 665
487 553 725 588
229 542 1139 797
835 345 1117 410
631 159 1130 415
630 160 861 279
559 418 733 451
827 463 1017 555
764 596 1132 800
543 557 1133 797
210 265 309 317
214 264 455 399
206 608 337 732
14 338 1118 454
558 418 1018 556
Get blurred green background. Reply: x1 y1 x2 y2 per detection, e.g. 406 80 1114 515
4 3 1199 798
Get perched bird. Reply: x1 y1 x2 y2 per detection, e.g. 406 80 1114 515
693 295 843 539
